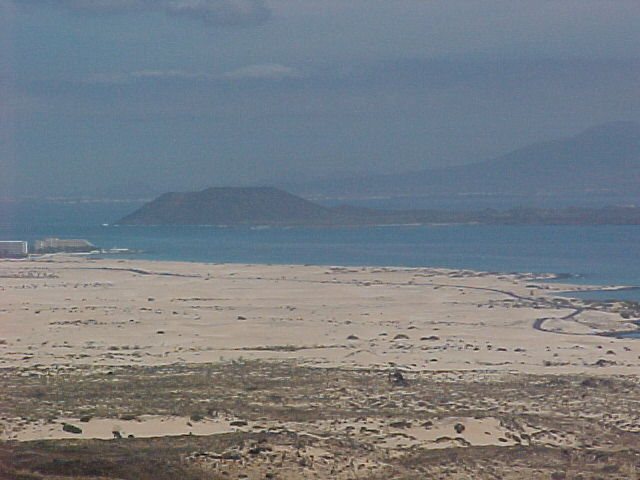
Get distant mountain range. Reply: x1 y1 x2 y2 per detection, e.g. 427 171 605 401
117 186 640 226
117 122 640 226
286 121 640 200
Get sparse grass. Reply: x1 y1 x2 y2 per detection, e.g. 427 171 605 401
2 361 640 428
2 432 639 479
0 434 235 480
2 361 640 479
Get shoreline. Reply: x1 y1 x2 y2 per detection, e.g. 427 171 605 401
6 224 640 296
20 251 586 281
20 252 640 298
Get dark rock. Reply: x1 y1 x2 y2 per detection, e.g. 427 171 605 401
248 445 273 455
221 451 242 460
388 369 408 386
389 420 412 429
62 423 82 434
594 359 616 367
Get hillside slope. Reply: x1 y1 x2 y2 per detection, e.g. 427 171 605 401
290 121 640 198
117 187 640 226
118 187 333 225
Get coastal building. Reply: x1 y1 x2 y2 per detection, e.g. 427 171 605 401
0 241 28 258
34 238 96 253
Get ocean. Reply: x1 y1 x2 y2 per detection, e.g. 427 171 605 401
2 222 639 301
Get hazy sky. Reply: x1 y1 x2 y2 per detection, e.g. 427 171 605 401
2 0 639 198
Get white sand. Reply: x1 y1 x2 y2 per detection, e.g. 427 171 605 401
1 257 637 375
4 414 535 450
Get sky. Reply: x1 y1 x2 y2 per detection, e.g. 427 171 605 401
1 0 639 199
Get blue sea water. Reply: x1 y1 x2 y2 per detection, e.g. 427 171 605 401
2 223 639 300
557 288 640 303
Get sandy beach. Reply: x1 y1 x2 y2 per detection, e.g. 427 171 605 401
2 256 640 479
2 256 638 373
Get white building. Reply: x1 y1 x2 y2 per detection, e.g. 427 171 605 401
34 238 95 253
0 241 28 257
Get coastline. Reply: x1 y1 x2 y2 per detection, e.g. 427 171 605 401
6 223 640 292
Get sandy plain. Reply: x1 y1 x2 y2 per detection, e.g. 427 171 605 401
2 256 639 373
2 256 640 479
